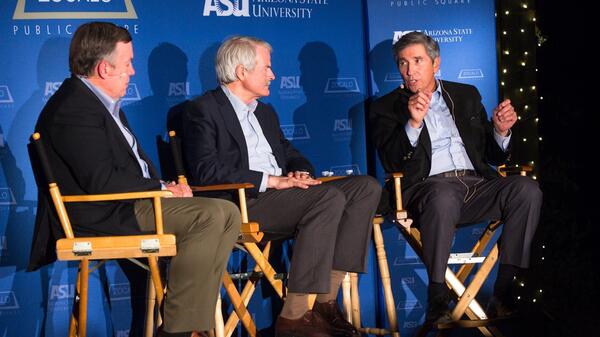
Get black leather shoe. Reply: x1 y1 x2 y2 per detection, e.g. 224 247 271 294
313 300 361 337
425 307 452 325
486 296 516 319
275 310 335 337
425 291 452 325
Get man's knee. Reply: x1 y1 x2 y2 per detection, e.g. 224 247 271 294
190 198 241 234
507 176 543 204
318 185 347 212
354 175 382 197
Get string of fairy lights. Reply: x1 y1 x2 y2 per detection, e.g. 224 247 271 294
496 0 546 307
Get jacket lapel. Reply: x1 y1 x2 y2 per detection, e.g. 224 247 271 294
214 88 250 167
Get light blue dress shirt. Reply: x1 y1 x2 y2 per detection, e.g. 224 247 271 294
405 80 511 176
79 76 151 179
222 85 282 192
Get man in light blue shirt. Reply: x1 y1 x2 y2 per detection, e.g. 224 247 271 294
371 31 542 324
182 36 381 337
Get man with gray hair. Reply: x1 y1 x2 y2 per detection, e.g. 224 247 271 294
181 36 381 337
370 31 541 324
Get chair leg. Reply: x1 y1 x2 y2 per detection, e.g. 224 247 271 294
215 293 225 337
222 272 258 337
145 275 156 337
69 266 82 337
78 259 89 337
451 244 499 321
148 257 164 308
350 273 361 330
456 221 500 283
373 222 400 337
224 243 273 337
243 242 284 298
341 273 352 323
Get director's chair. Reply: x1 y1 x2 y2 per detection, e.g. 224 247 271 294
29 133 176 337
158 131 286 337
389 166 532 337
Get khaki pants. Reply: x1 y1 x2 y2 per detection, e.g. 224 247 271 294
135 196 240 333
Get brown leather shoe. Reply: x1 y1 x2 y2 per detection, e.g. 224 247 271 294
313 301 361 337
275 310 335 337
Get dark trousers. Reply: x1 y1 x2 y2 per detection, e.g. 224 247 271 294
135 197 240 333
247 176 381 294
403 175 542 284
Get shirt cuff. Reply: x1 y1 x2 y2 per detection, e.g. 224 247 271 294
259 172 269 193
493 128 512 151
405 123 423 147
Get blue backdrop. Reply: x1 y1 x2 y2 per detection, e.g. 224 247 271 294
0 1 498 336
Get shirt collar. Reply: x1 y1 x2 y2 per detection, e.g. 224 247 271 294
78 75 121 117
432 79 443 102
221 84 258 117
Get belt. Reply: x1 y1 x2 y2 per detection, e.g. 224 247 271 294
431 169 478 178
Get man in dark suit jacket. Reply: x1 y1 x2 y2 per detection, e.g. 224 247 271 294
181 36 381 337
370 32 542 323
31 22 239 337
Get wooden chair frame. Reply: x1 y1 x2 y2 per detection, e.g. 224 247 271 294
389 167 532 337
340 216 400 337
29 133 176 337
163 131 285 337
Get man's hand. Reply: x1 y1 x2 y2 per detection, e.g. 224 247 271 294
407 90 432 128
492 99 517 136
165 181 193 198
268 174 322 190
287 171 312 180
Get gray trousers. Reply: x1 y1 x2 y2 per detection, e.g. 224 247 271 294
135 197 240 333
403 175 542 283
247 176 381 294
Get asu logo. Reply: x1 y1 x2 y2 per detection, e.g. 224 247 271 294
49 284 75 301
203 0 250 17
333 119 352 132
280 76 300 89
168 82 190 97
44 81 62 99
116 330 130 337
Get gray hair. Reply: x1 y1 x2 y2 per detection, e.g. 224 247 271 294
393 31 440 65
215 36 272 84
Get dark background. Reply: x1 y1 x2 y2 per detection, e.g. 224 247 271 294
530 1 595 336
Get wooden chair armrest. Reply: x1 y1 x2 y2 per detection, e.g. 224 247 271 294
498 164 533 176
190 183 255 192
318 176 347 183
62 190 173 202
387 172 404 179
